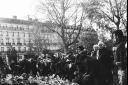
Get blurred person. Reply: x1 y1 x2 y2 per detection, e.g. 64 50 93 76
75 45 88 64
0 55 7 77
0 55 4 68
97 41 114 85
30 58 38 77
113 30 127 85
6 47 18 75
91 44 99 59
50 53 61 75
74 45 99 85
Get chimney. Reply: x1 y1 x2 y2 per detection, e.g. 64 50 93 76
13 16 17 19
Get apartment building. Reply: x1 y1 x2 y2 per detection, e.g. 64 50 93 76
0 16 34 53
0 17 62 54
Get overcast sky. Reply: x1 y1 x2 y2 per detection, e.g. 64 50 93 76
0 0 47 20
0 0 84 21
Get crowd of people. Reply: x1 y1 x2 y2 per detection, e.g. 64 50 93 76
0 30 127 85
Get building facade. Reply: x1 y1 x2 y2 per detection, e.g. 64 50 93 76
0 17 62 54
0 17 98 54
0 17 35 53
35 22 62 51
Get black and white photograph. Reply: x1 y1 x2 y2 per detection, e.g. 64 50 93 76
0 0 127 85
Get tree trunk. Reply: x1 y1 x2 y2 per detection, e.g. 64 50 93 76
63 44 69 54
116 17 120 30
116 24 120 30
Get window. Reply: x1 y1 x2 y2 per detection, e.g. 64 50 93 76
24 47 26 51
7 47 10 51
1 39 4 45
0 31 2 36
29 33 31 37
14 26 16 29
22 27 25 30
24 39 26 45
18 47 21 52
6 31 8 36
28 39 31 43
6 38 9 43
12 39 15 45
24 33 25 37
1 39 3 43
12 39 15 43
3 26 5 28
13 32 14 36
18 32 20 37
20 27 22 30
1 47 4 52
17 38 20 43
26 27 29 30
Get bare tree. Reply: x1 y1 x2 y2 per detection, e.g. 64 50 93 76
38 0 85 53
27 22 44 55
82 0 127 31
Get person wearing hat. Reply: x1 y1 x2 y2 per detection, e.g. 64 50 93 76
75 45 88 65
113 30 127 85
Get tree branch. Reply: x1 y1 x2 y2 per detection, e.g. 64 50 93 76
101 10 116 24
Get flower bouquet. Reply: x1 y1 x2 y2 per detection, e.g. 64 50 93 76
0 74 79 85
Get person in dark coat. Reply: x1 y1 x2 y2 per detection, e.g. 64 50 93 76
97 41 114 85
7 47 17 64
113 30 127 85
0 56 6 77
74 45 100 85
51 53 61 76
75 45 88 65
0 56 4 69
74 57 100 85
31 58 38 77
18 55 32 75
6 47 18 74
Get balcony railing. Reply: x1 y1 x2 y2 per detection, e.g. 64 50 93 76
1 43 4 45
27 43 33 45
24 43 26 45
6 43 11 45
12 43 15 45
17 43 22 45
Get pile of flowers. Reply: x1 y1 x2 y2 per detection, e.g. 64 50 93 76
0 74 79 85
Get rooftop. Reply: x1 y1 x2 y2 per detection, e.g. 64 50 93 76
0 17 37 25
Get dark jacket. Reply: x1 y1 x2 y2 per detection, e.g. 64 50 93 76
75 50 88 65
113 41 127 70
7 49 17 64
75 56 100 85
0 56 4 67
97 47 114 85
98 47 113 71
